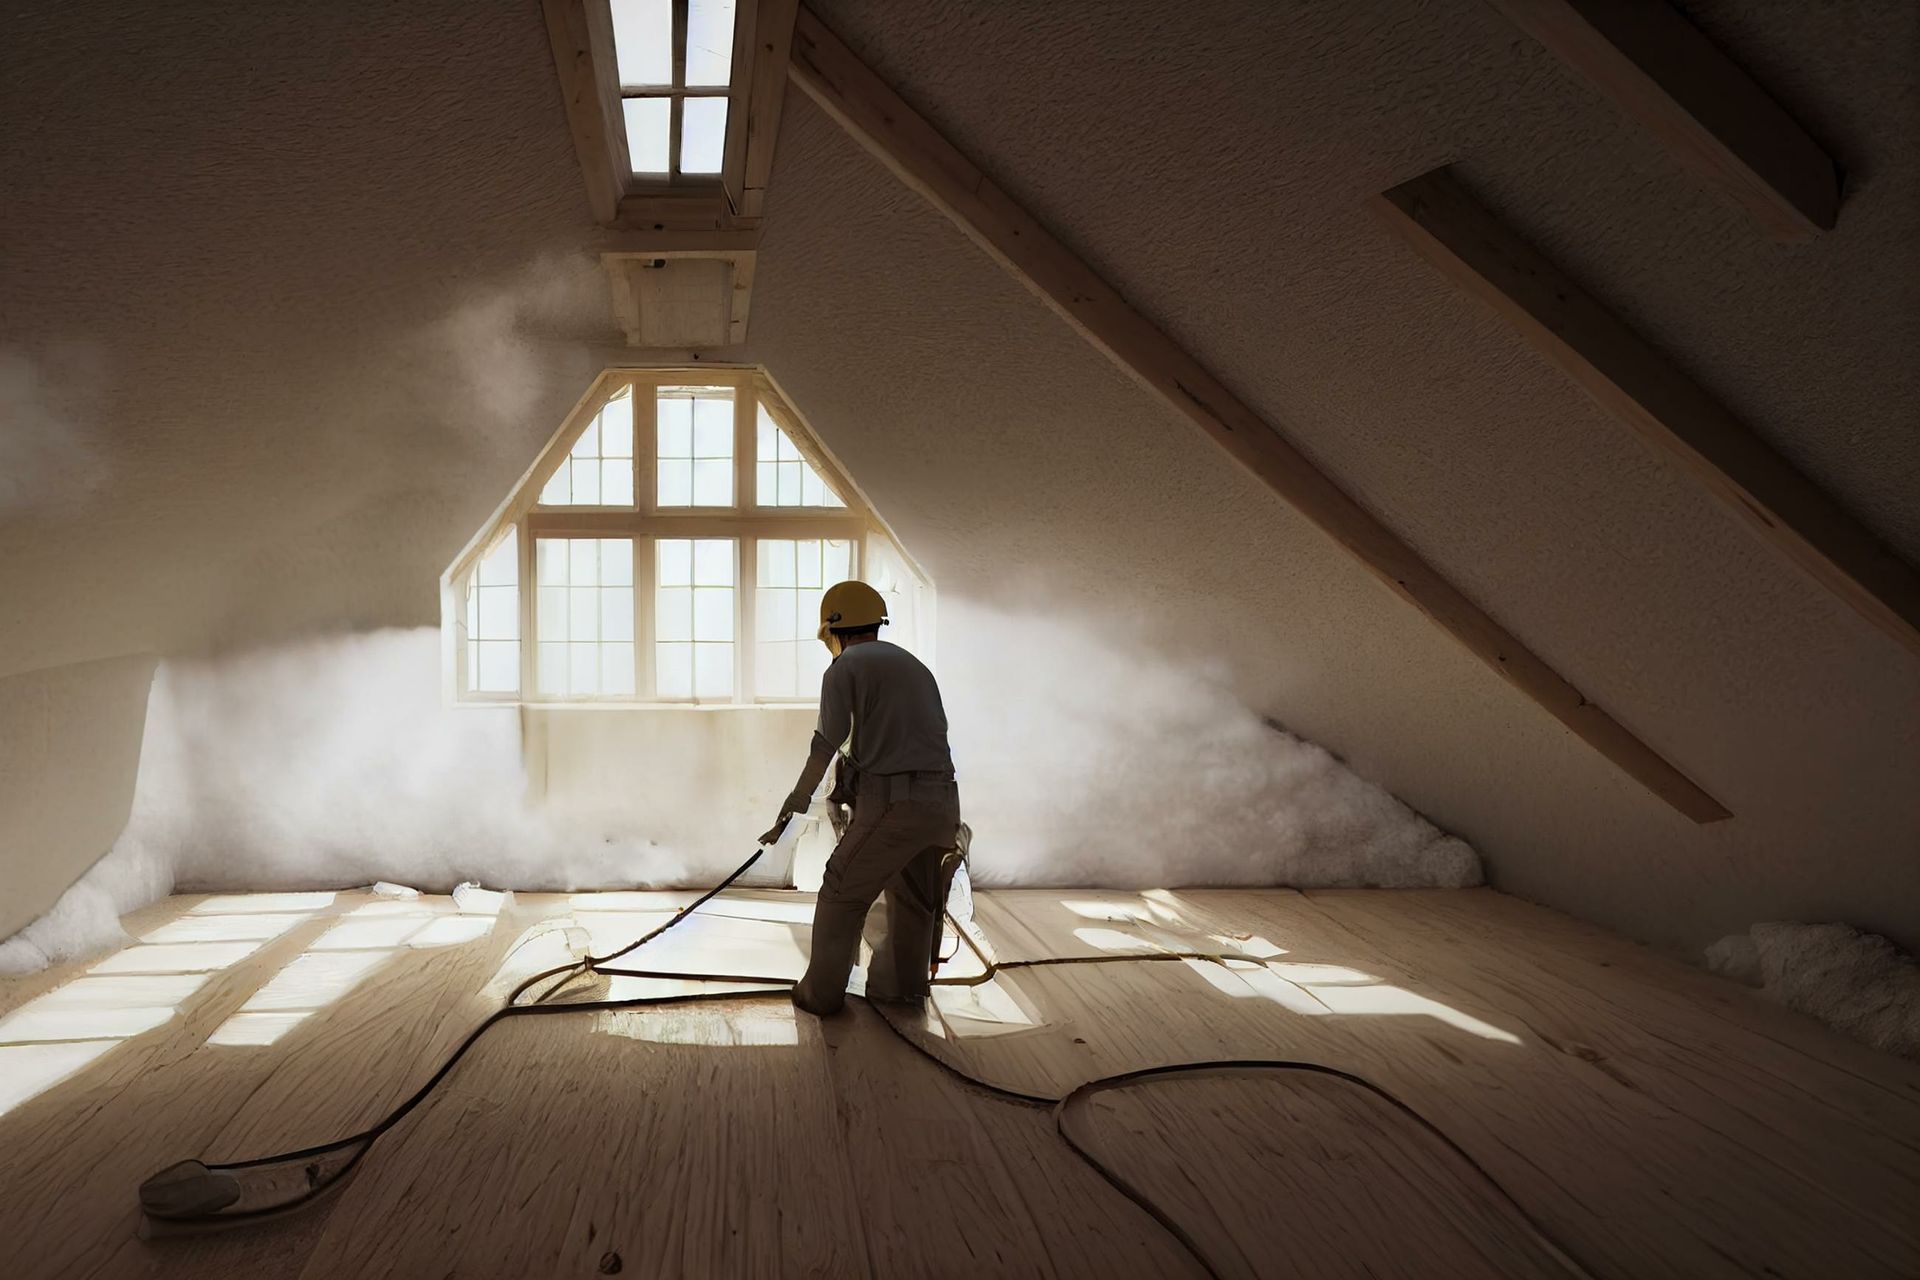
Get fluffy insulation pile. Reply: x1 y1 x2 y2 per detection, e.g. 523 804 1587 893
1709 922 1920 1059
1 615 1477 974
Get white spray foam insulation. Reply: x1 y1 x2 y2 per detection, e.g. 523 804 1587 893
943 601 1478 888
1708 921 1920 1059
0 607 1480 972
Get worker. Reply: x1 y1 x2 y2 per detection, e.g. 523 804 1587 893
763 580 960 1016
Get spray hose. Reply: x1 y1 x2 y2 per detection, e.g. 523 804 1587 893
136 847 1598 1280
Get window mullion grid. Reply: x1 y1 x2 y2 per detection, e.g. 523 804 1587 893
518 525 536 699
739 535 757 706
733 386 754 704
637 379 657 515
669 0 687 179
632 535 650 701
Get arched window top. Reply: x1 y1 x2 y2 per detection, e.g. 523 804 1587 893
442 368 930 707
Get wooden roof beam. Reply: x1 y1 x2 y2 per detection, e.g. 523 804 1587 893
543 0 629 226
787 6 1729 822
1374 167 1920 658
723 0 799 220
1484 0 1839 241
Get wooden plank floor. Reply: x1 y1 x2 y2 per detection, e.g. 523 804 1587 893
0 886 1913 1279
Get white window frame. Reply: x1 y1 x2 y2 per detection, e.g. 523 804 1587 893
441 367 922 709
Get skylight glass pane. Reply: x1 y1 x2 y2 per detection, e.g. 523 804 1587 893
541 462 570 506
680 96 727 174
685 0 737 87
623 97 671 175
612 0 673 89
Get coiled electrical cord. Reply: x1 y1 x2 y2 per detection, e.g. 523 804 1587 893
138 848 1597 1280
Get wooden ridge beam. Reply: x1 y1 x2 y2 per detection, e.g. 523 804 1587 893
786 6 1729 822
1484 0 1839 241
1374 167 1920 658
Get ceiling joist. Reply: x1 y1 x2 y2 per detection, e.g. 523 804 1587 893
787 6 1729 823
1374 167 1920 658
1484 0 1839 241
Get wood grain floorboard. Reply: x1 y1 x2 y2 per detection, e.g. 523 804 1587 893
1 886 1914 1279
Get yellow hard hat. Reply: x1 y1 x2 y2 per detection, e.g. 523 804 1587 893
817 580 888 645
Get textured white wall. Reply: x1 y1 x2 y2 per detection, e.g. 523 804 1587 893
2 1 1915 953
0 655 156 936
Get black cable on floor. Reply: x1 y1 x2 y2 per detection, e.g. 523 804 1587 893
137 850 1598 1280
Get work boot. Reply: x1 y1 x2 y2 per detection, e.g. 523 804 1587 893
791 981 846 1018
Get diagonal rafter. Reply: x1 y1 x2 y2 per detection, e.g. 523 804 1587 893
1373 167 1920 659
785 7 1729 823
1483 0 1839 242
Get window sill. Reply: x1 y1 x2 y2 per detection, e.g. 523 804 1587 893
509 700 817 713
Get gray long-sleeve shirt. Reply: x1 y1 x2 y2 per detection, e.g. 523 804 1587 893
816 640 954 777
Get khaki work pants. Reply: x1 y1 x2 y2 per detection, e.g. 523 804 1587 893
794 772 960 1016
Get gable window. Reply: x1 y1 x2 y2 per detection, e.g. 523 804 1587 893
757 405 846 508
611 0 737 180
444 369 927 707
656 386 735 506
540 387 635 506
463 529 520 694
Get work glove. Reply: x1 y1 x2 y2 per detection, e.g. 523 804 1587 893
759 791 813 846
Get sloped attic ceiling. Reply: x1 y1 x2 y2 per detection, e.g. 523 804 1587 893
2 1 1915 955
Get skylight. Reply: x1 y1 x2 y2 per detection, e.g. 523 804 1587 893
611 0 737 180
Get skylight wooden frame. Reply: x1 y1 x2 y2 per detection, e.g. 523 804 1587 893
443 367 902 709
544 0 797 227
